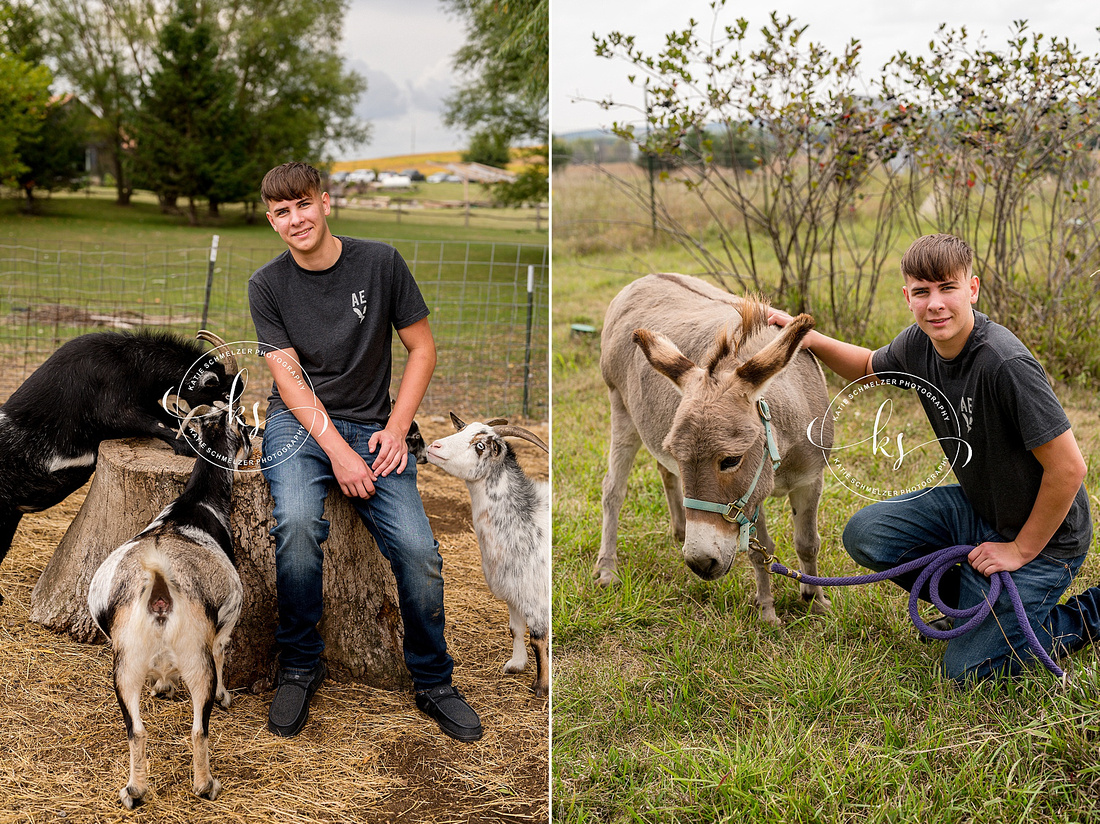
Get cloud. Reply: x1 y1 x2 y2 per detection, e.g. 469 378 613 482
408 67 454 113
349 60 409 120
336 0 472 157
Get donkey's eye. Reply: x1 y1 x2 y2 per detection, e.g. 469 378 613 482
719 456 742 472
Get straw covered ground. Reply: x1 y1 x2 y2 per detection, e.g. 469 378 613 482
0 416 549 824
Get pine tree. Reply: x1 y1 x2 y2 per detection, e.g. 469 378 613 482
131 0 242 223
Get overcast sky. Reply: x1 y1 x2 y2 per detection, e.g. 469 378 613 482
338 0 468 161
552 0 1100 136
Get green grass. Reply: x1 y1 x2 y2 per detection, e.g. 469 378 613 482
1 186 545 246
551 174 1100 822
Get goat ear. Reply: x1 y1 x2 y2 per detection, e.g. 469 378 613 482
633 329 702 392
735 313 814 399
449 411 466 431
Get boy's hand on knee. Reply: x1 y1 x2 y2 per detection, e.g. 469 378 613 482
369 427 409 477
332 444 377 498
968 540 1029 577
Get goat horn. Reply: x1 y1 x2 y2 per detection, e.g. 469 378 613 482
161 388 188 418
196 329 239 375
491 425 548 453
485 418 508 427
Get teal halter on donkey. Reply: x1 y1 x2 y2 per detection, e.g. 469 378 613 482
682 398 782 556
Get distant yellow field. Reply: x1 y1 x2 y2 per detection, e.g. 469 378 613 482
331 148 545 175
330 152 463 175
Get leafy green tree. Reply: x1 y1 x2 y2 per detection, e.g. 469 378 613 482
15 96 90 209
41 0 159 205
888 22 1100 378
0 0 45 63
597 8 912 328
41 0 366 212
550 135 571 171
1 2 86 209
0 1 51 184
215 0 367 209
488 156 547 207
463 130 512 167
0 55 50 182
131 0 241 223
443 0 547 143
444 0 548 205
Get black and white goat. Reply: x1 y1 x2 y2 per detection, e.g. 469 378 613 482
426 413 550 697
0 330 238 600
88 392 251 808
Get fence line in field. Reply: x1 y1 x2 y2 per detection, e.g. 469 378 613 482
0 238 549 419
342 200 548 232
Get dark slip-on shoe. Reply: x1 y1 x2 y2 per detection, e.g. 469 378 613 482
415 684 483 742
268 661 327 737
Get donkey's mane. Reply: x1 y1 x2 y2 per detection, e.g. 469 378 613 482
704 296 772 374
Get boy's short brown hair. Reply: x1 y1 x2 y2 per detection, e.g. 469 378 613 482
260 162 323 205
900 234 973 283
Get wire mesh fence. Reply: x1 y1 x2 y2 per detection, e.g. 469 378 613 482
0 237 549 420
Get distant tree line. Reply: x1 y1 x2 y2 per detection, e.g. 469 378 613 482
0 0 365 222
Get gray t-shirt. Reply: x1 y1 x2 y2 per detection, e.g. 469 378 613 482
248 236 429 426
872 311 1091 558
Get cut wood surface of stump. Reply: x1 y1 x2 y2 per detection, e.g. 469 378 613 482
30 438 411 691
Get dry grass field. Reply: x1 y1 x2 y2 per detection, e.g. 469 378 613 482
0 416 549 824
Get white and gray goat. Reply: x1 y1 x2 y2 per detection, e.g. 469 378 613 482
87 386 251 808
426 413 550 697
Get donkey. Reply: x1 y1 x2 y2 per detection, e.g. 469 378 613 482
596 273 834 624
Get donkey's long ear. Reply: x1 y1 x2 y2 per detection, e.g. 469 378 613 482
735 314 815 399
633 329 702 392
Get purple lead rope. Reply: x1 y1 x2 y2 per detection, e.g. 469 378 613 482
770 544 1064 679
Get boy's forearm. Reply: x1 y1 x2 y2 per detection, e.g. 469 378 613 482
388 318 436 437
1014 432 1088 560
802 330 876 382
388 346 434 437
266 351 352 460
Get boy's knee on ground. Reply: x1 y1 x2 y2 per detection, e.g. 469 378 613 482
842 508 879 566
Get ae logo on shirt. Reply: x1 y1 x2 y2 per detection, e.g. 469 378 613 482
351 289 368 323
959 396 974 433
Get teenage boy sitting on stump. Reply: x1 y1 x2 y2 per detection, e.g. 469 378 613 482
769 233 1097 684
249 161 482 739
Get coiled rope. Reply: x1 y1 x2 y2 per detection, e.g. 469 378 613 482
770 544 1064 679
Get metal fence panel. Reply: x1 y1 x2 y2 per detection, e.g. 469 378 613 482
0 238 548 419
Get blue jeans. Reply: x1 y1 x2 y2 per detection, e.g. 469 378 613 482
261 412 453 689
843 485 1099 684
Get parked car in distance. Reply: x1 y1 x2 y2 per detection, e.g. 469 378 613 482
402 169 426 182
427 172 464 183
378 175 413 190
348 169 376 183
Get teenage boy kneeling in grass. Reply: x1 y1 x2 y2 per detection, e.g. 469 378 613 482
769 233 1097 684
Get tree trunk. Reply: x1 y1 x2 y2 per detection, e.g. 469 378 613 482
30 438 411 692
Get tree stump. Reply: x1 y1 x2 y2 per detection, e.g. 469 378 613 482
29 438 411 692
